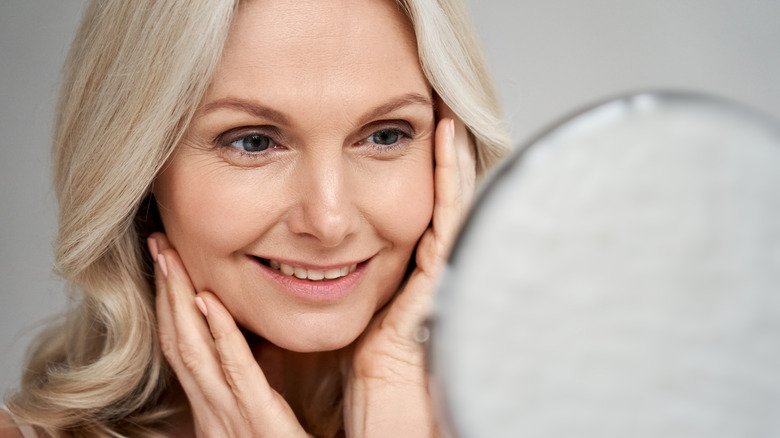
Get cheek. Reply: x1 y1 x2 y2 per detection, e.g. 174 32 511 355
154 156 279 283
363 155 434 248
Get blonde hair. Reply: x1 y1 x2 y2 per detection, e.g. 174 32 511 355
399 0 510 174
5 0 510 436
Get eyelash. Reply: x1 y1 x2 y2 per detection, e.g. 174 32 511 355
215 123 414 159
359 127 413 152
215 128 281 160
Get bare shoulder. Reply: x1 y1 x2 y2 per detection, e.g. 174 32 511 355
0 409 24 438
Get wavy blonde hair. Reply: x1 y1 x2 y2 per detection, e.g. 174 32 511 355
5 0 509 436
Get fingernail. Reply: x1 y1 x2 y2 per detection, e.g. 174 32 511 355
194 296 208 317
147 237 159 260
157 254 168 277
448 119 455 141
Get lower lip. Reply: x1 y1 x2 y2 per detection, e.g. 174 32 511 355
251 257 369 303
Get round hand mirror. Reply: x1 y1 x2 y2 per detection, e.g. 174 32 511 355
429 91 780 438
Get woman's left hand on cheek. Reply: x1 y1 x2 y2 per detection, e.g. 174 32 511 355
344 102 476 437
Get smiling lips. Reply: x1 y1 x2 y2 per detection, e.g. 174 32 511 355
268 259 358 281
253 256 369 303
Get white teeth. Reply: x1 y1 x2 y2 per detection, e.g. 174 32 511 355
324 268 342 279
280 263 295 276
271 260 358 281
308 270 325 280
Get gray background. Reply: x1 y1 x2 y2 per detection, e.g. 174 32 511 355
2 0 779 399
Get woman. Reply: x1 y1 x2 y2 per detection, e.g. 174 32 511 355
2 0 509 436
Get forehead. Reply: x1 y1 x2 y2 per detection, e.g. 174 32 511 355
206 0 429 112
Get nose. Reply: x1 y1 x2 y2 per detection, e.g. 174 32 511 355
286 153 360 247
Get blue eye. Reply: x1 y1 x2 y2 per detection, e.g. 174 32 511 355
366 129 409 146
229 134 274 152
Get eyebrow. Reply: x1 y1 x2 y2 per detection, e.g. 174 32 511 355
197 92 433 126
357 93 434 125
199 98 291 125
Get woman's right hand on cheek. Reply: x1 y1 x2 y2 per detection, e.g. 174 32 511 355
148 232 311 438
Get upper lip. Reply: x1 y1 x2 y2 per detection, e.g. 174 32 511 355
251 255 371 270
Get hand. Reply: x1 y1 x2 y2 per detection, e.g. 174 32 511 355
149 233 311 438
344 100 477 437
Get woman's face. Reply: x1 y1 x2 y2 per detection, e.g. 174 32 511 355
154 0 434 352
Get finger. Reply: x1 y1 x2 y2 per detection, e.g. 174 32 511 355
435 95 475 170
376 118 458 337
384 111 475 335
151 235 186 376
161 249 226 383
198 292 305 434
431 117 464 256
157 247 235 408
153 249 212 409
152 238 305 435
148 231 170 256
454 119 477 210
434 101 476 235
198 292 273 394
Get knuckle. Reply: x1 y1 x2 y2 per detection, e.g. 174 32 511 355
158 333 177 361
210 322 240 348
210 325 229 343
178 341 204 372
220 360 248 389
166 284 183 308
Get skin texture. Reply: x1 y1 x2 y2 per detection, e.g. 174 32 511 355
150 0 476 436
154 0 435 353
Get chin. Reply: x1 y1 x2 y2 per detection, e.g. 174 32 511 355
243 311 373 353
267 328 362 353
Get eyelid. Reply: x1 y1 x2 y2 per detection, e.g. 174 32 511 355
357 125 415 154
357 120 415 149
215 125 281 147
362 119 415 137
